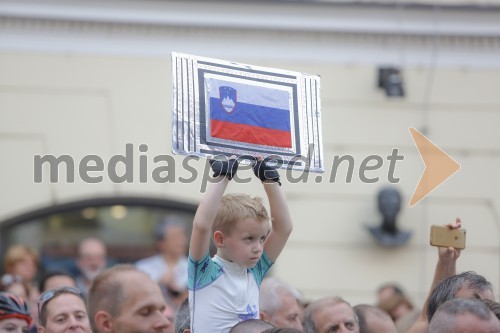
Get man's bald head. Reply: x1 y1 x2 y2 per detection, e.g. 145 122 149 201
229 319 275 333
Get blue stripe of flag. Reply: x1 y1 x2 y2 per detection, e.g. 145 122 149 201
209 97 291 132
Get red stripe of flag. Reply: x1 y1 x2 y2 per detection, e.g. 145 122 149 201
211 120 292 148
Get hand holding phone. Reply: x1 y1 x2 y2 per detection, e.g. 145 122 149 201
430 225 466 250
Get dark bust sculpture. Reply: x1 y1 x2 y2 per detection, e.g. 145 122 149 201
367 187 411 246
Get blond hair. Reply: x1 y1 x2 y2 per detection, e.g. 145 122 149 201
4 245 39 274
213 193 269 235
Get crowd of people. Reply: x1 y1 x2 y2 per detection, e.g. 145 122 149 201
1 158 499 333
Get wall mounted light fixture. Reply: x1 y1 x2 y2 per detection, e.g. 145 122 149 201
378 67 405 98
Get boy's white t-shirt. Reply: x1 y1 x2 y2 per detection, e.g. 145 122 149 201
188 252 273 333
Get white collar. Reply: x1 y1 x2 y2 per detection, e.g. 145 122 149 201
213 255 248 274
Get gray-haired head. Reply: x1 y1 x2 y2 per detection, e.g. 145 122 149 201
259 277 301 316
174 298 190 333
427 271 494 322
303 297 357 333
429 298 500 333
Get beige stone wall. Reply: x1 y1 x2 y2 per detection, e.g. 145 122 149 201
1 51 500 308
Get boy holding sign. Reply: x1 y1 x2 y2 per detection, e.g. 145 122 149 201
188 157 293 333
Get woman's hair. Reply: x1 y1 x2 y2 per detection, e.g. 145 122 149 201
3 245 39 274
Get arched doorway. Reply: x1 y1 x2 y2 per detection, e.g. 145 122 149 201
0 196 196 276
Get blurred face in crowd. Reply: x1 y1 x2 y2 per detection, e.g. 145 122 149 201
313 302 359 333
161 225 188 258
266 292 302 330
364 312 397 333
77 239 106 282
4 282 28 299
39 293 92 333
389 301 411 322
377 286 397 305
108 271 171 333
43 276 76 293
11 255 37 283
0 318 29 333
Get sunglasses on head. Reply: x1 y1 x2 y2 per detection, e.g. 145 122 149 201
0 274 23 286
38 286 83 325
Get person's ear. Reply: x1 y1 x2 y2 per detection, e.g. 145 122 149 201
38 325 45 333
213 231 225 247
182 329 191 333
260 311 272 322
95 311 114 333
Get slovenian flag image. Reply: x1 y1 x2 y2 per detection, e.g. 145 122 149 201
208 78 292 148
173 53 324 172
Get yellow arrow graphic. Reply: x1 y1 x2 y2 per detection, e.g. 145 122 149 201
409 127 461 207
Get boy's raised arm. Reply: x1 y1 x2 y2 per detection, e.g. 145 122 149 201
190 159 237 261
253 159 293 263
262 182 293 262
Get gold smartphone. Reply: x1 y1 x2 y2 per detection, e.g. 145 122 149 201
430 225 466 250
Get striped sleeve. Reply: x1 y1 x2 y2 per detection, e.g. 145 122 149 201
250 252 273 287
188 252 223 291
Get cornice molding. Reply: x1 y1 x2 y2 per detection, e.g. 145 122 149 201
1 0 499 66
2 0 500 36
2 15 499 49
